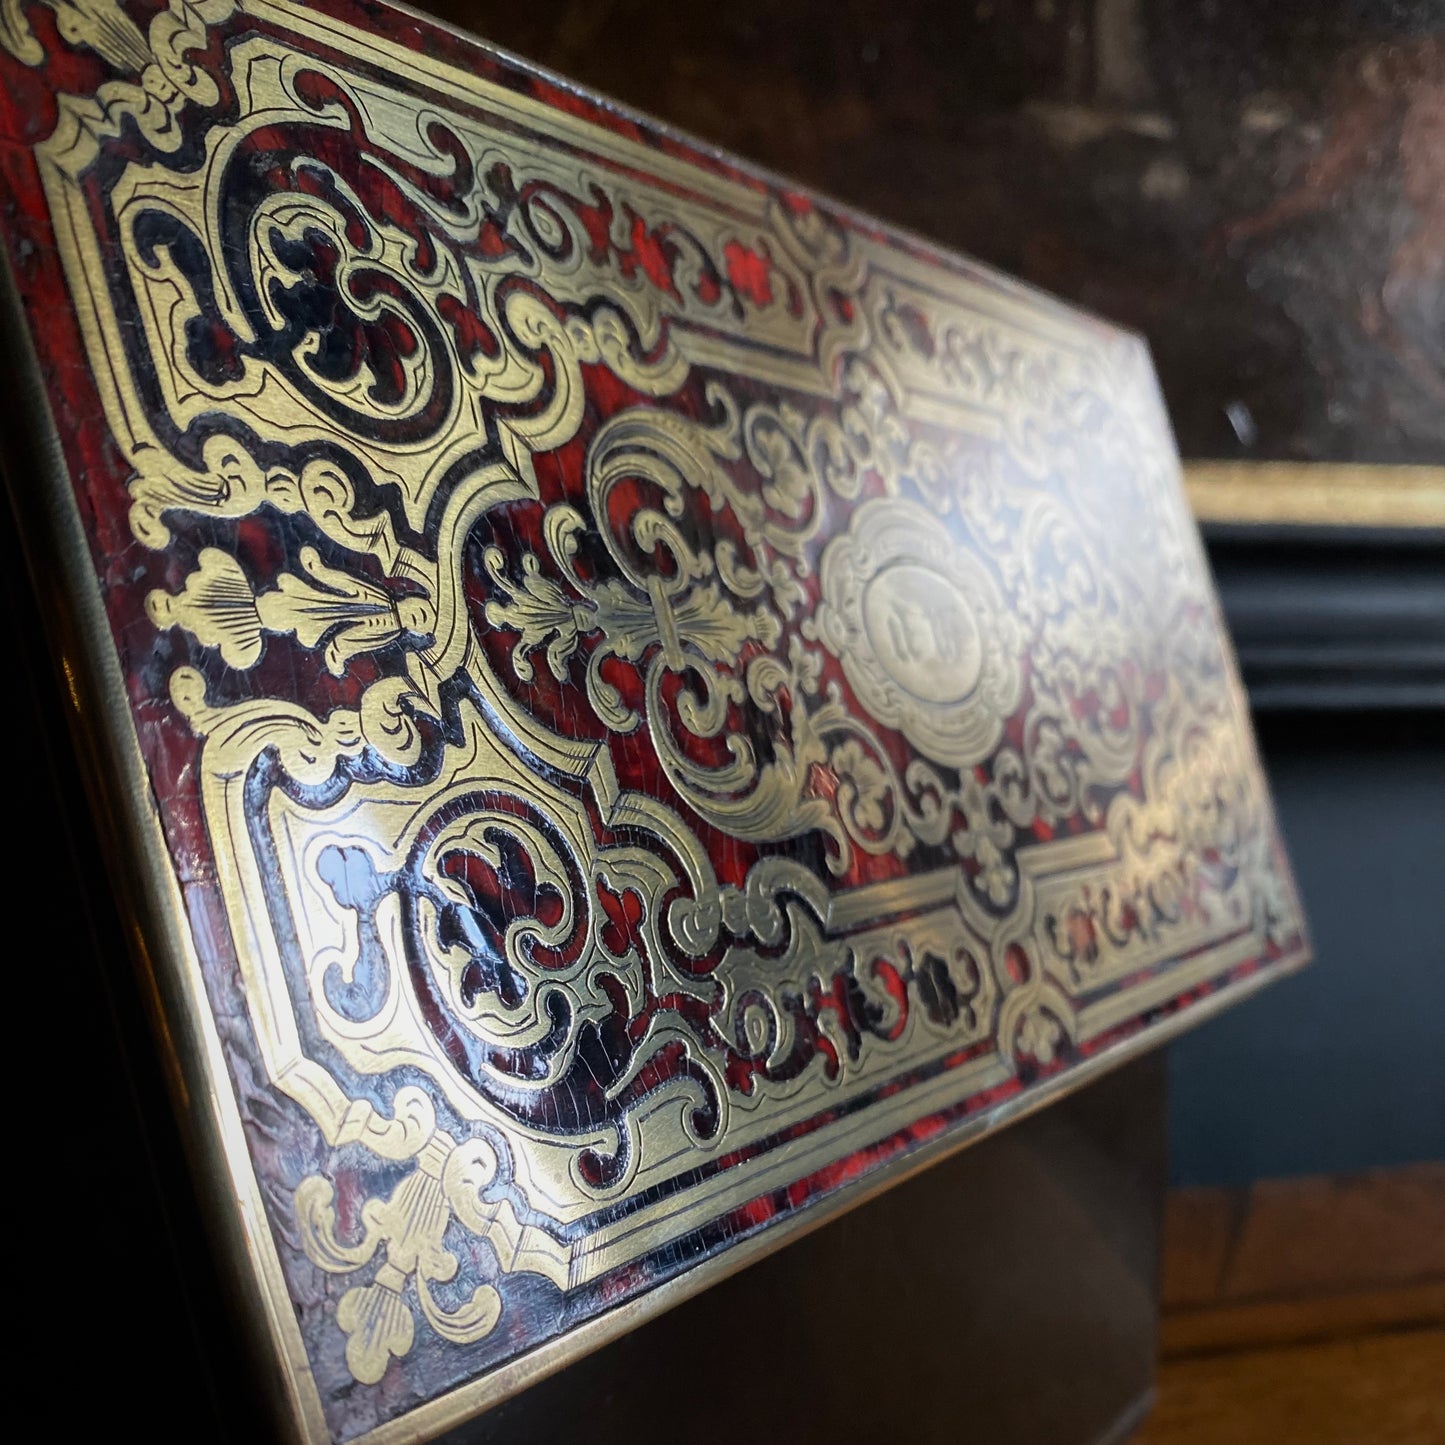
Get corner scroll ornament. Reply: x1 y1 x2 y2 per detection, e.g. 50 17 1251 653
294 1091 569 1386
15 0 1303 1408
5 0 236 158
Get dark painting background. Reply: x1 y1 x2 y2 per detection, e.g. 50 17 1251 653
425 0 1445 466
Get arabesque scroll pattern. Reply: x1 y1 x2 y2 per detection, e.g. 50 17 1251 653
12 0 1301 1404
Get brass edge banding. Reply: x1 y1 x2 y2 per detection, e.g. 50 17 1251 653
0 253 331 1445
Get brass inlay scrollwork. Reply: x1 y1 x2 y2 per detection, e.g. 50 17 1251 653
14 0 1303 1417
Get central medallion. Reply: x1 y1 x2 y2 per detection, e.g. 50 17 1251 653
814 498 1025 770
862 562 986 705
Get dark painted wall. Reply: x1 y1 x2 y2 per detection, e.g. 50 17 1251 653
1169 713 1445 1185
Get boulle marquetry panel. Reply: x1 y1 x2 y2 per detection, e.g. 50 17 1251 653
0 3 1308 1441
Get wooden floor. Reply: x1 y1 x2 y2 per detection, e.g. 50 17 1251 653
1132 1162 1445 1445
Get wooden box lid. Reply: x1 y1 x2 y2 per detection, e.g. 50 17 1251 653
0 3 1308 1440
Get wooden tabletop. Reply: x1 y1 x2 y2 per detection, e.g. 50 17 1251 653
1134 1163 1445 1445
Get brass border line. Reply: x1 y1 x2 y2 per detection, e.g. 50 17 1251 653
1184 462 1445 529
